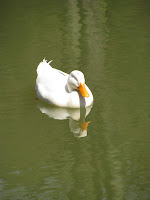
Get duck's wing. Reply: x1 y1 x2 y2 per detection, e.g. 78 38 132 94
57 69 69 77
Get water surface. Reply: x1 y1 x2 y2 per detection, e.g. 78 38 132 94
0 0 150 199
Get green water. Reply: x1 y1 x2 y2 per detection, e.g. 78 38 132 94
0 0 150 199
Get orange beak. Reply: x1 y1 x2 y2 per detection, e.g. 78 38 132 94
78 83 90 97
80 121 91 132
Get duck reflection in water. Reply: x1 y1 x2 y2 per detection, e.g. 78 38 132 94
37 101 92 138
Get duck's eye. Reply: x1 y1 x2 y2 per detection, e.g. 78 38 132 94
71 73 77 80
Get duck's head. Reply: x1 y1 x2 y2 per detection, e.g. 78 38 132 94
67 70 89 97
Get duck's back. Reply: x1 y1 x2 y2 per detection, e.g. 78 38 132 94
36 59 69 104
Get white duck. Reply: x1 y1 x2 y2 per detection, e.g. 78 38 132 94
35 59 93 108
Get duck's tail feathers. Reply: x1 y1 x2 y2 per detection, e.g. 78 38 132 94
43 58 53 64
37 58 53 75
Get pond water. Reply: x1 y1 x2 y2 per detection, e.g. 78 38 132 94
0 0 150 199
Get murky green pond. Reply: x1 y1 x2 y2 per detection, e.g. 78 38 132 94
1 0 150 199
